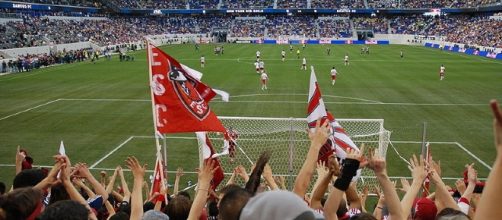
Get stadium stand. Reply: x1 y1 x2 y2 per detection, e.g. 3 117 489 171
265 16 317 38
14 0 100 7
352 17 389 34
222 0 274 9
276 0 308 9
311 0 366 9
318 17 352 38
229 18 266 37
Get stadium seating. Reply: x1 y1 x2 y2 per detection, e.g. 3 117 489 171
222 0 274 9
14 0 99 7
276 0 307 9
265 16 317 38
352 17 389 34
311 0 366 9
318 18 352 38
229 18 266 37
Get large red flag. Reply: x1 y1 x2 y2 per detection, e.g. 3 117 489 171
196 132 225 190
307 66 359 161
148 43 225 133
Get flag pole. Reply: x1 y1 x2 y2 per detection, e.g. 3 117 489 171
146 39 162 153
147 39 167 195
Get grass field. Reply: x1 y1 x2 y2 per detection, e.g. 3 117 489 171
1 44 501 191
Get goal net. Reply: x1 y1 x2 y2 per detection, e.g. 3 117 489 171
198 116 391 191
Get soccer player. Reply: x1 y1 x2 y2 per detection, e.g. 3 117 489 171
256 50 261 59
330 67 337 85
289 45 293 53
302 43 306 50
344 54 349 66
326 47 331 56
200 55 205 68
439 64 445 80
254 59 260 74
296 49 301 59
400 50 404 58
260 71 268 90
259 60 265 73
301 57 307 70
281 50 286 62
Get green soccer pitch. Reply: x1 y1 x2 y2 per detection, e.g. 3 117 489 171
1 44 501 190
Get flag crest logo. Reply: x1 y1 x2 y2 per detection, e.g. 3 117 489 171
167 60 210 120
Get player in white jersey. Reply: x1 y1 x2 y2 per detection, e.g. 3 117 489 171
259 60 265 72
301 57 307 70
254 60 260 74
330 67 337 85
439 64 445 80
281 50 286 62
256 50 261 59
344 54 349 66
260 71 268 90
200 55 205 68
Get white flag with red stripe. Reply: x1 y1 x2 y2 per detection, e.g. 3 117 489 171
307 66 359 160
196 132 225 190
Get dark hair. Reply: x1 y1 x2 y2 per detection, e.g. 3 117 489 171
117 201 131 216
0 182 5 195
48 183 70 206
177 191 191 200
143 201 155 212
12 169 47 189
207 200 218 217
108 211 130 220
164 196 192 220
436 208 471 220
245 151 271 195
39 200 89 220
218 184 242 198
0 187 42 220
349 212 377 220
218 188 251 220
337 199 348 218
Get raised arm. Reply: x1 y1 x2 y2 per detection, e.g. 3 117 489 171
262 163 279 190
117 166 131 201
475 100 502 219
15 146 24 175
294 119 330 198
125 156 146 220
188 159 218 220
401 154 428 219
368 148 404 220
76 163 109 202
173 167 184 196
106 166 119 194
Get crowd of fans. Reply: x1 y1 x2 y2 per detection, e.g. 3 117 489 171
1 14 501 50
229 19 266 38
318 18 352 38
276 0 307 9
222 0 274 9
265 16 317 38
14 0 100 7
311 0 366 9
389 15 432 34
2 102 502 220
352 17 389 34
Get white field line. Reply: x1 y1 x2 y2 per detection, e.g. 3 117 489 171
89 136 134 168
0 163 487 180
0 99 61 121
57 97 489 106
454 142 492 171
231 93 383 104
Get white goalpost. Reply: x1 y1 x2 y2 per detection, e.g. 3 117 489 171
198 116 391 190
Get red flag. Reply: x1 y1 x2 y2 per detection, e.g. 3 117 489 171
196 132 225 190
307 66 359 161
148 43 225 133
150 152 166 202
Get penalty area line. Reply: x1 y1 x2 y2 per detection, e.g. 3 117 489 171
89 136 135 168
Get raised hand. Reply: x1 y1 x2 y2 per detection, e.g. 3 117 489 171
492 100 502 153
16 145 25 164
455 179 467 195
125 156 146 179
408 154 428 182
316 161 329 177
176 167 184 177
466 163 478 184
308 119 330 147
197 159 219 190
399 178 411 193
328 155 341 177
368 148 387 175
